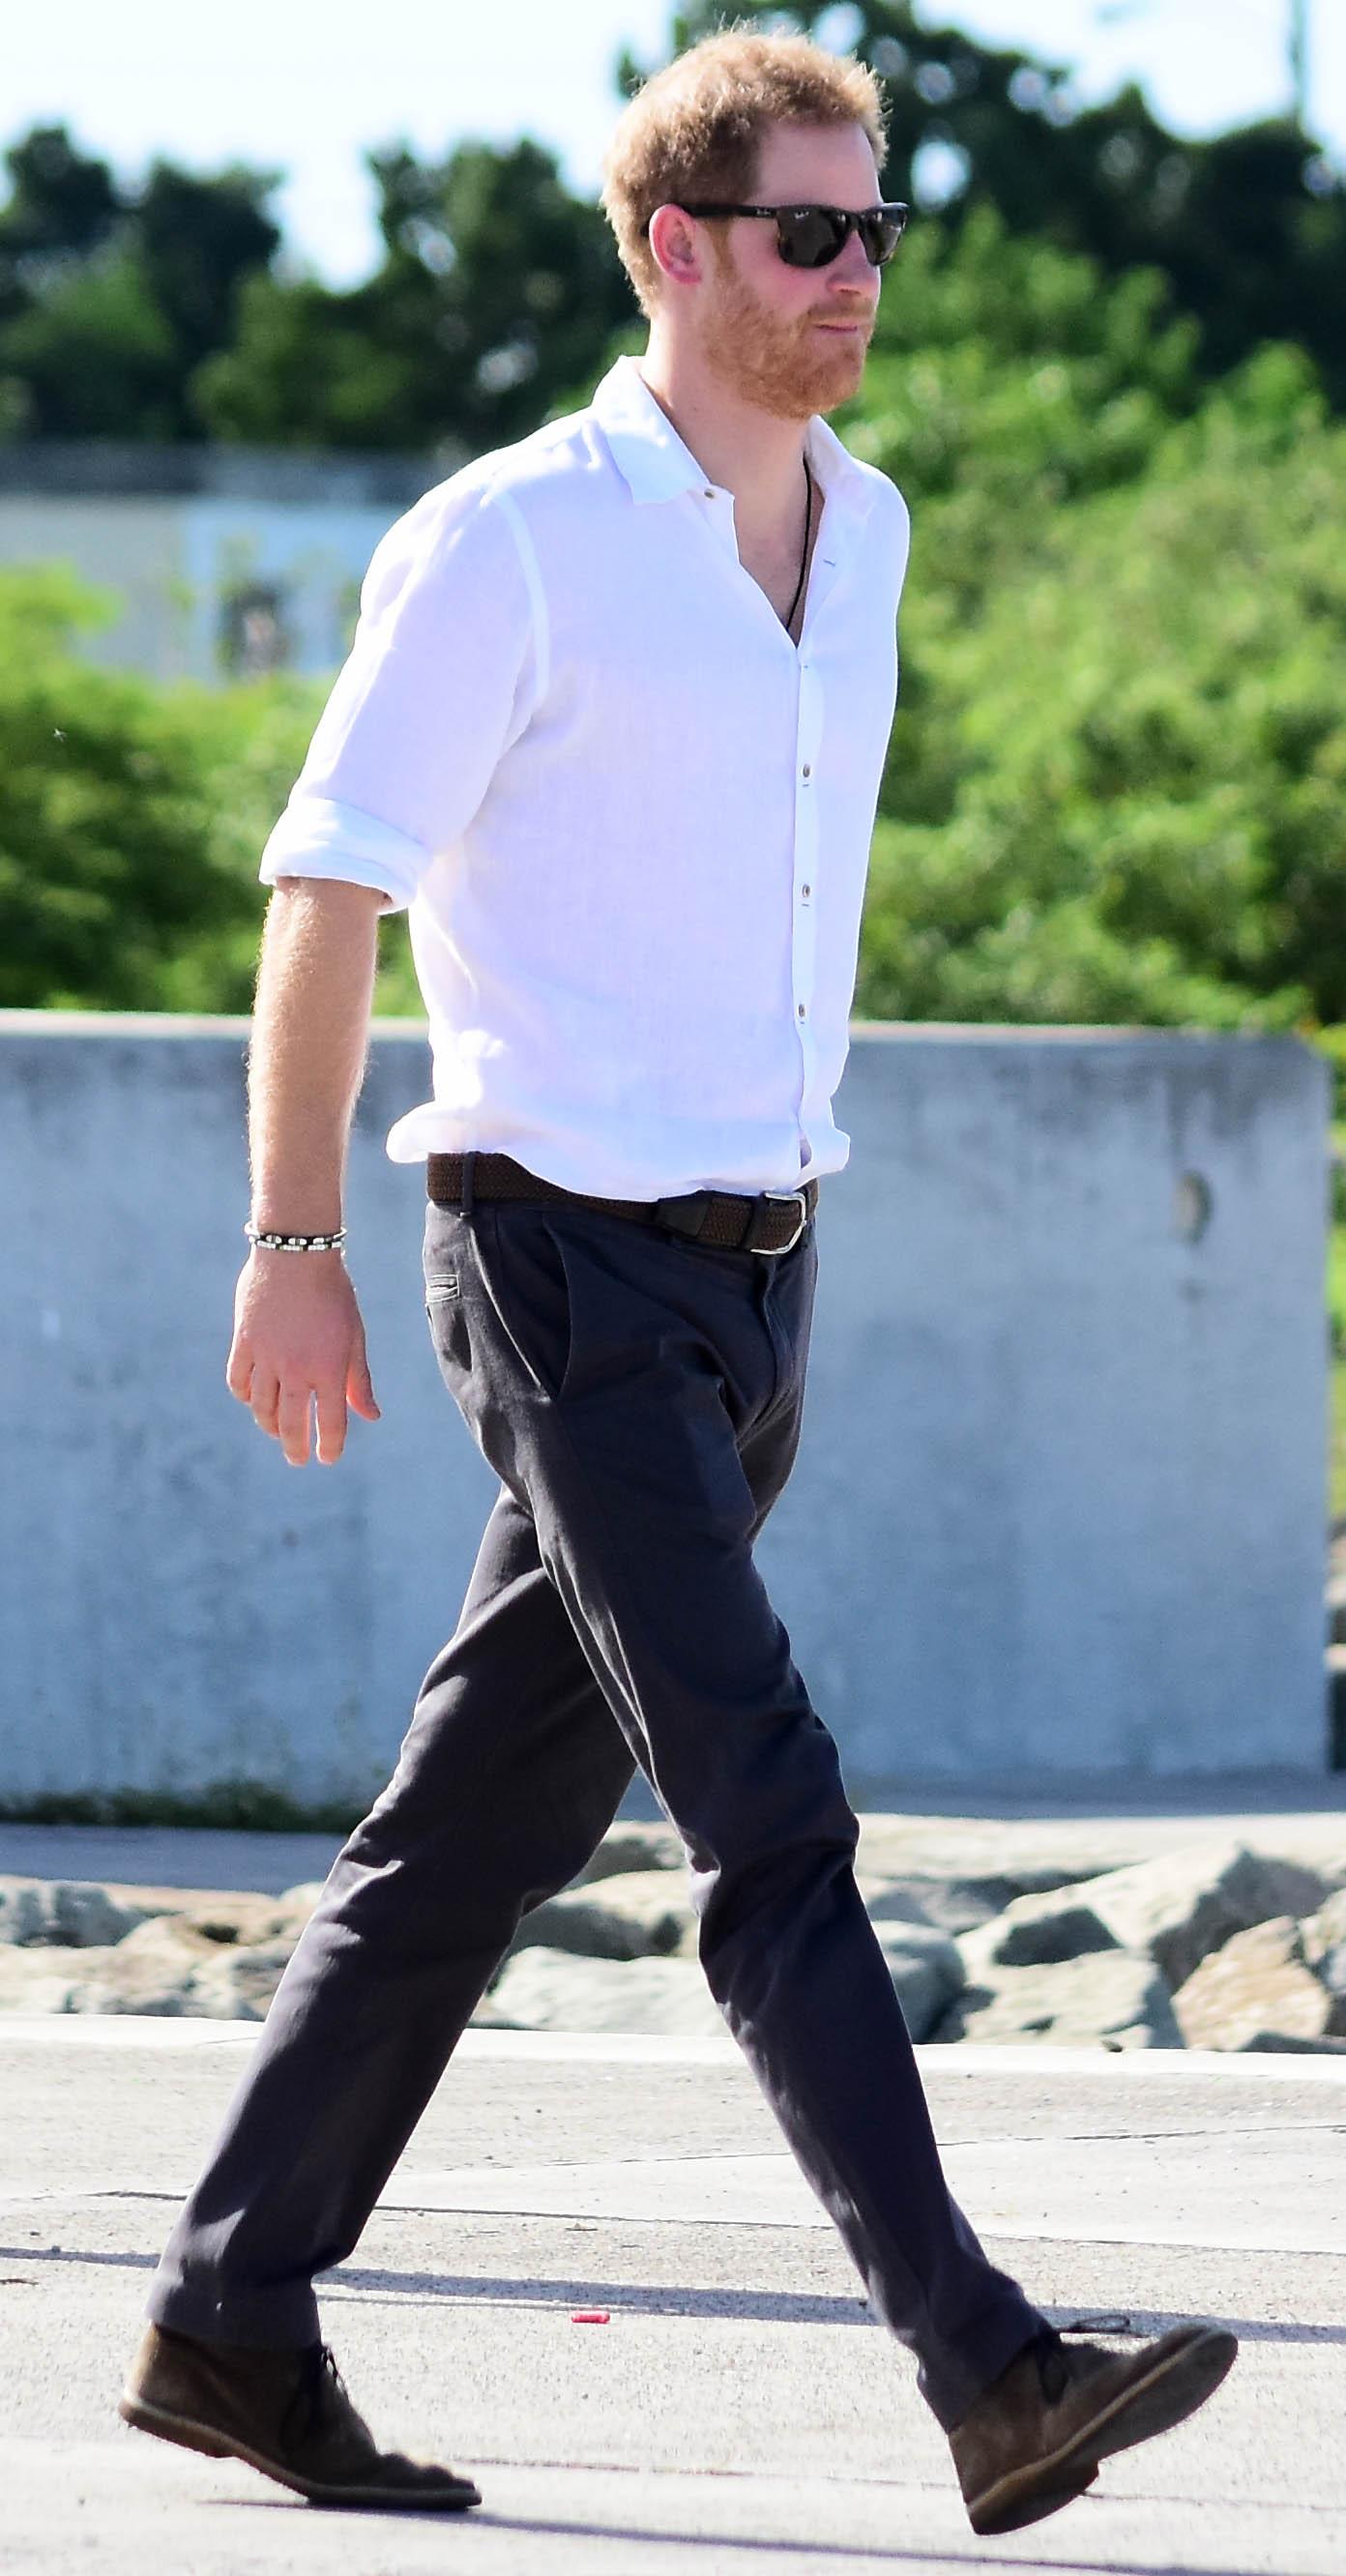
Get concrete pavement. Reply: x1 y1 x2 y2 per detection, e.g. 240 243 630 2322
3 2016 1344 2573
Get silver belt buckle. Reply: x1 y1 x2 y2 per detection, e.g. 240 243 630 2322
756 1187 809 1256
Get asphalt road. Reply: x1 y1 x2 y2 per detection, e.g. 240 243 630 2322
3 2018 1344 2573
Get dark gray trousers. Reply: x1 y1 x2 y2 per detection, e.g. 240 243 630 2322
148 1188 1046 2429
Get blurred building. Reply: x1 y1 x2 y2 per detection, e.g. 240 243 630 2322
0 442 462 683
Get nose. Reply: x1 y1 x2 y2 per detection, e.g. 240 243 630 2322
827 226 879 296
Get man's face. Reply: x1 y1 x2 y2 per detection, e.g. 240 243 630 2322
694 121 885 423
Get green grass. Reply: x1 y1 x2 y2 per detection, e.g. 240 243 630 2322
1332 1348 1346 1528
0 1778 366 1832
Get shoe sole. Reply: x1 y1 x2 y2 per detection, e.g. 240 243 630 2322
118 2389 482 2511
968 2325 1239 2537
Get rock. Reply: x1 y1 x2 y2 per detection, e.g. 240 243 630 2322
573 1825 685 1884
857 1877 937 1927
485 1947 723 2036
854 1819 1144 1883
863 1876 1022 1937
177 1941 294 2022
0 1877 151 1948
71 1915 291 2019
1300 1887 1346 2000
1174 1916 1346 2051
70 1916 225 2015
933 1948 1184 2049
872 1921 965 2040
272 1882 326 1926
0 1944 91 2011
959 1890 1122 1976
177 1893 296 1947
1240 2031 1346 2054
509 1870 694 1965
1074 1842 1331 1993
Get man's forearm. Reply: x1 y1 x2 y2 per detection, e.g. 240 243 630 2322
248 879 386 1234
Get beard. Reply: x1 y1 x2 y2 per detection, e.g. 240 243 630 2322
698 245 870 421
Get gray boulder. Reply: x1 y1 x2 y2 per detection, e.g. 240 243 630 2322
1174 1913 1346 2051
177 1940 294 2022
485 1947 723 2036
873 1921 966 2040
854 1818 1154 1888
0 1877 151 1948
509 1869 694 1965
573 1825 685 1883
254 1883 324 1936
72 1915 291 2019
1300 1886 1346 2000
0 1944 90 2011
959 1891 1122 1976
71 1916 230 2015
862 1876 1017 1937
934 1948 1184 2049
1069 1842 1330 1992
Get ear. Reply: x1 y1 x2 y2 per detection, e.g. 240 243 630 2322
647 203 706 292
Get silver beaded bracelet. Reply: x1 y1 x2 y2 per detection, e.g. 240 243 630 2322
245 1222 347 1253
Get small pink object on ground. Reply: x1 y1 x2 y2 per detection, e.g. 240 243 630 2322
570 2309 610 2324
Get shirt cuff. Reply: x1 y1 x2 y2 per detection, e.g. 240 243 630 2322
258 792 430 915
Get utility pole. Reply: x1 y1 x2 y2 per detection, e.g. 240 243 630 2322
1289 0 1309 128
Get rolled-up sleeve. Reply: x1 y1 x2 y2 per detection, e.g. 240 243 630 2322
259 474 541 914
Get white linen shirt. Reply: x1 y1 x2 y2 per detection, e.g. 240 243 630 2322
259 353 911 1198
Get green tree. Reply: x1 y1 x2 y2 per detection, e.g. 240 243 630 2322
0 127 280 441
0 125 120 320
0 567 312 1010
853 317 1346 1029
195 137 631 453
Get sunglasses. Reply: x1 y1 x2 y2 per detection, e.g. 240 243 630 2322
661 200 910 269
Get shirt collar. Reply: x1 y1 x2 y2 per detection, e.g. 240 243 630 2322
590 352 877 524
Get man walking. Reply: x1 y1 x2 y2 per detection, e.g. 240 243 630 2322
121 31 1236 2534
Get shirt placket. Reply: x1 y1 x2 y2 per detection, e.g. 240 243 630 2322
791 655 823 1167
693 474 835 1181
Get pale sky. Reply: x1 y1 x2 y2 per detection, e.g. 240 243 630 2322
5 1 1342 285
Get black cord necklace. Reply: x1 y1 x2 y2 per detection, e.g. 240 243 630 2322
784 455 813 637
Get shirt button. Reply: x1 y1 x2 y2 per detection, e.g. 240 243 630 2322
798 1002 806 1019
802 763 812 779
703 487 715 500
802 883 811 898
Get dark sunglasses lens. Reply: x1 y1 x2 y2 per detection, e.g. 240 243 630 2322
860 211 906 265
775 209 849 268
775 209 908 267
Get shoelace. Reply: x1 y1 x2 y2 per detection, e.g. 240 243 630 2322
1037 2314 1138 2404
280 2341 347 2450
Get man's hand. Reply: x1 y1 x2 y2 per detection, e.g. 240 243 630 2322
227 1249 381 1466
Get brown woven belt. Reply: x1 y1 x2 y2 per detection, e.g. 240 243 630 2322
425 1151 818 1256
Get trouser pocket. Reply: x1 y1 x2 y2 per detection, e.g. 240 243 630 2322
472 1202 576 1404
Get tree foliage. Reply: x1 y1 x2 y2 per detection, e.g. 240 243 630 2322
0 567 309 1010
0 126 279 440
195 139 633 454
823 210 1346 1029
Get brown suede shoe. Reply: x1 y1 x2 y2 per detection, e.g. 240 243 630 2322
950 2319 1239 2535
118 2321 481 2510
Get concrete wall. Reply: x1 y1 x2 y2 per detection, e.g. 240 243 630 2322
0 443 453 685
0 492 404 682
0 1013 1331 1805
